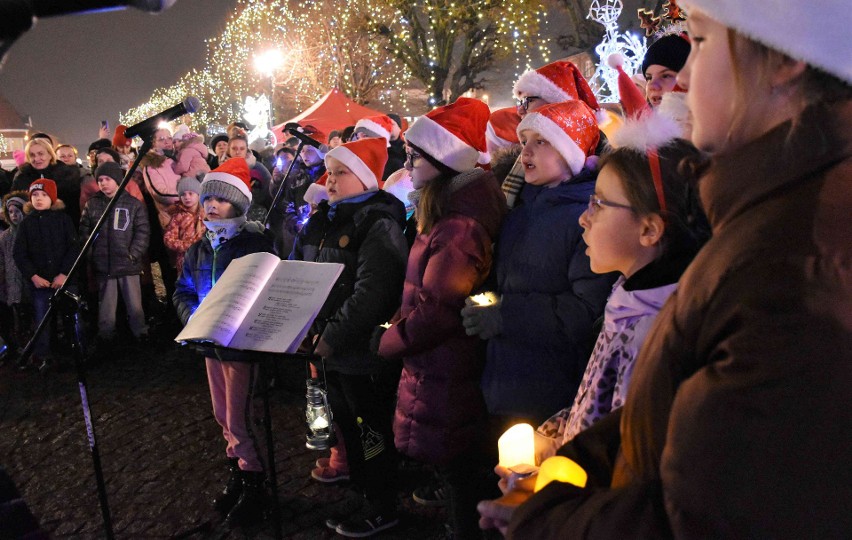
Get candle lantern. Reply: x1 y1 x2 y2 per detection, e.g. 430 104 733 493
534 456 587 492
305 357 337 450
498 423 536 469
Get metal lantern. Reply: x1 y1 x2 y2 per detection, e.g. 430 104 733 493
305 357 336 451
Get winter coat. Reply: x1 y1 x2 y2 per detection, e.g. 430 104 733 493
291 190 409 374
243 153 273 210
481 172 617 422
12 162 82 224
0 226 26 304
163 202 205 275
535 253 691 459
508 101 852 539
79 191 150 278
13 200 78 282
378 168 507 466
139 151 180 228
173 223 273 327
173 138 211 180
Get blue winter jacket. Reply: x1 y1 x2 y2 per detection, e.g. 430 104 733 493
172 224 274 326
481 170 617 421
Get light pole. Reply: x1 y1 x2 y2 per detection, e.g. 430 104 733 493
254 49 285 127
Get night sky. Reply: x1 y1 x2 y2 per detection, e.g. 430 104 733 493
0 0 239 150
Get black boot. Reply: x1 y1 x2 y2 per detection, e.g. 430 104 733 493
225 470 267 529
212 458 242 515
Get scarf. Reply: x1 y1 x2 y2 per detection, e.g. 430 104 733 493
204 215 247 250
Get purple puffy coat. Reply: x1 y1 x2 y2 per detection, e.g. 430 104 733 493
378 169 506 466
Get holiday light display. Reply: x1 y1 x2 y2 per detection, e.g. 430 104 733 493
587 0 647 104
122 0 413 133
378 0 551 106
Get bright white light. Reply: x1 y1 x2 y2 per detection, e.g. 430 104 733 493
254 49 285 77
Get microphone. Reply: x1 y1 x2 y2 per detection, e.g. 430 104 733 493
286 128 323 150
30 0 176 17
124 96 200 139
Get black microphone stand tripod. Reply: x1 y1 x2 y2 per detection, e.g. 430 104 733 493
19 133 157 540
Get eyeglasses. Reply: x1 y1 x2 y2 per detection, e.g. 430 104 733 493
587 194 635 216
404 150 422 168
155 136 169 142
515 95 542 112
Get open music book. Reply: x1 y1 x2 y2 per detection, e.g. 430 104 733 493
175 252 344 353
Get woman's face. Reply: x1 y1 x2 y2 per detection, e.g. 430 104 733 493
404 144 440 189
27 143 52 170
519 129 572 188
56 147 77 166
678 10 739 153
644 65 679 106
578 165 648 276
229 139 248 159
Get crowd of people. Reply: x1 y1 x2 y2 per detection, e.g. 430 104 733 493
1 1 850 537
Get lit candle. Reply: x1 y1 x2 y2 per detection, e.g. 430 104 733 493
469 292 498 306
498 423 536 469
534 456 587 492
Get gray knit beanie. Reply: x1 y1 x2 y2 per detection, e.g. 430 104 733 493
176 176 201 196
199 158 253 216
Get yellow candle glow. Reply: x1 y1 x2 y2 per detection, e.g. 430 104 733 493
469 292 498 306
534 456 587 492
498 423 536 469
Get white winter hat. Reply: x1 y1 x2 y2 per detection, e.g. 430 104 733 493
681 0 852 84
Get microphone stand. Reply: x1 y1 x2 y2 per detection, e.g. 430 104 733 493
263 139 307 228
19 134 156 540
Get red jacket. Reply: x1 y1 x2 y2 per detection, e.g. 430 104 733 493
379 169 506 466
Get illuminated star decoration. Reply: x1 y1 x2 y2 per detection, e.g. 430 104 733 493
637 8 662 36
663 0 686 22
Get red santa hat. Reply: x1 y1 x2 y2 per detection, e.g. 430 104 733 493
200 158 253 215
354 115 395 145
516 101 600 176
303 173 329 205
607 53 651 119
325 137 389 191
513 60 601 114
404 97 490 173
485 107 522 154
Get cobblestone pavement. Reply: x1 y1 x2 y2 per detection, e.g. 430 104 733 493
0 332 451 539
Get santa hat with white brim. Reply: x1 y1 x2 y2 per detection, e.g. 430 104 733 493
325 137 388 191
516 101 600 177
404 97 491 173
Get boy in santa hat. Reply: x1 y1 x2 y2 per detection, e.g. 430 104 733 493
463 100 616 439
291 137 408 538
502 60 605 208
172 158 274 529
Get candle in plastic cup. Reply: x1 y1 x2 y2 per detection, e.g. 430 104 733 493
534 456 587 492
498 423 535 468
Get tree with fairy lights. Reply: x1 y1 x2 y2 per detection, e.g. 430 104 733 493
375 0 547 106
123 0 412 133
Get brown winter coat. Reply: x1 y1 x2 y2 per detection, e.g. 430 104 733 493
509 101 852 539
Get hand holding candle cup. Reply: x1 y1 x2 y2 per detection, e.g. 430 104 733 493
462 292 502 339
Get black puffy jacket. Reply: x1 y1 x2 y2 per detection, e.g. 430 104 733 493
290 190 408 374
79 191 150 278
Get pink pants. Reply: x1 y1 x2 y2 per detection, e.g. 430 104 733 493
206 358 263 472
